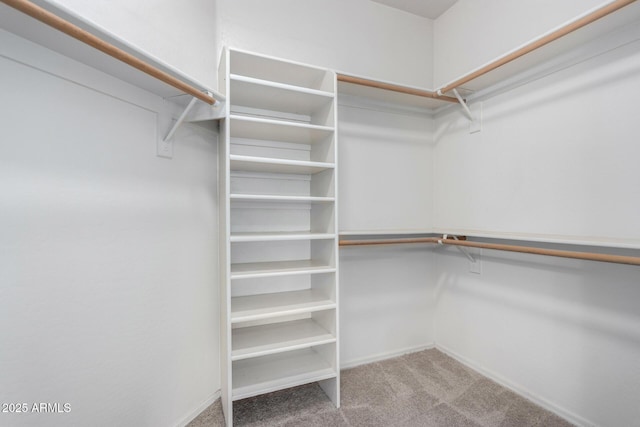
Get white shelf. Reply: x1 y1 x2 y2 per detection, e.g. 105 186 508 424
230 49 333 92
231 319 336 361
231 290 336 323
230 74 334 115
230 194 334 204
230 115 334 144
232 348 336 400
230 155 335 174
339 229 434 236
231 260 335 280
229 232 336 243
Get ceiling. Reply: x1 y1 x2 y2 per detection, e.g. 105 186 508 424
370 0 458 19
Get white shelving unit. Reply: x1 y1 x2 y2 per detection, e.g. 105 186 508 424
219 48 340 426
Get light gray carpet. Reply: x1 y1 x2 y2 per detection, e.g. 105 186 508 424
188 349 573 427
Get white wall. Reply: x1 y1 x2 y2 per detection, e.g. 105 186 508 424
432 6 640 427
340 245 436 367
338 98 438 366
433 0 609 88
47 0 218 89
433 24 640 248
0 31 219 427
434 246 640 426
217 0 434 88
338 99 435 234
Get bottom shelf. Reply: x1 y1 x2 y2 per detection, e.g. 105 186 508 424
232 348 336 401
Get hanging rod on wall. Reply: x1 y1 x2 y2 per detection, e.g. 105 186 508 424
337 74 458 103
339 236 640 266
0 0 223 106
436 0 637 96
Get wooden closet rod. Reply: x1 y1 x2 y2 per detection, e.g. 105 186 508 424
1 0 220 105
339 236 640 266
338 74 458 103
436 0 637 95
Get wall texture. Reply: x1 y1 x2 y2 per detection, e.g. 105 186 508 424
434 247 640 426
433 0 609 88
433 30 640 247
48 0 218 88
217 0 434 88
340 245 436 367
338 98 438 366
0 31 219 427
338 100 435 234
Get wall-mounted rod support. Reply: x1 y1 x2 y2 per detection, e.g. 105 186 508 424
164 96 199 142
452 89 473 121
337 73 458 103
435 0 637 96
437 234 476 262
0 0 224 105
339 235 640 266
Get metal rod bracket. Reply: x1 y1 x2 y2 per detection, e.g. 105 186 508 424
452 89 474 121
451 235 476 263
163 96 200 143
438 234 476 262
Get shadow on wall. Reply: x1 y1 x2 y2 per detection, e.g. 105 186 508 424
433 247 640 348
435 36 640 137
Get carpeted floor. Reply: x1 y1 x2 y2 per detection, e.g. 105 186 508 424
188 349 573 427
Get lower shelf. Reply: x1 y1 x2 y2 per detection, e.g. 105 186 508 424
232 318 336 361
232 347 336 401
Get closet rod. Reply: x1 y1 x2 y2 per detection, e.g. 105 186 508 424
337 74 458 103
436 0 637 96
1 0 222 105
339 236 640 266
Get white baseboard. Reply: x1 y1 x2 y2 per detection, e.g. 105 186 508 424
341 343 435 370
174 390 221 427
435 344 595 427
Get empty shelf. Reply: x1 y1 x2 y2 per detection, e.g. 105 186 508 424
230 74 334 116
230 49 333 92
230 194 334 204
230 155 335 174
231 289 336 323
230 115 334 144
231 260 336 279
231 318 336 361
229 231 336 243
232 347 336 400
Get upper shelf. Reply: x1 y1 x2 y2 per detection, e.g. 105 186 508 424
230 75 334 116
230 48 335 93
0 0 222 106
441 0 640 96
338 1 640 110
